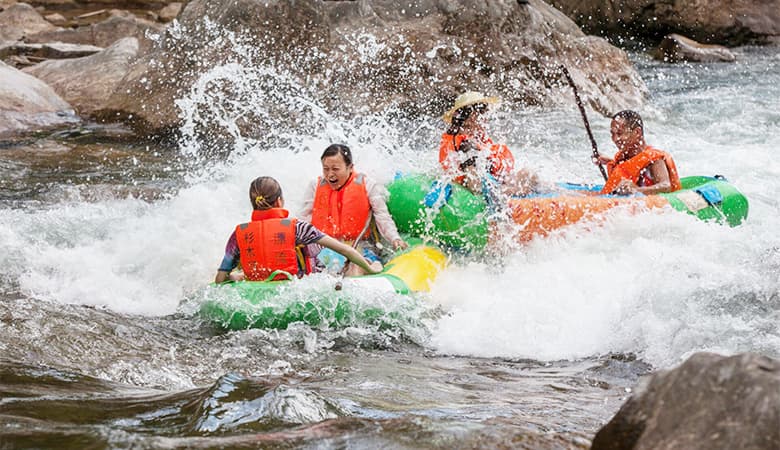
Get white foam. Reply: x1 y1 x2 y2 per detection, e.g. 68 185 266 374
2 45 778 367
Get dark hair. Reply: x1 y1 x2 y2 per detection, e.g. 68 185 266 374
447 103 488 134
249 176 283 210
612 110 644 132
321 144 353 166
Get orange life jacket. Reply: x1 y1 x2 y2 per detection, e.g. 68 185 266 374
601 146 681 194
439 133 515 182
310 172 371 241
235 208 300 281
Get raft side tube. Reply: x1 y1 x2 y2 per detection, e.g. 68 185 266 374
199 243 447 330
387 174 488 251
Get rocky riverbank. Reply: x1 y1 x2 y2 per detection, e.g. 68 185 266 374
4 0 778 141
0 0 628 140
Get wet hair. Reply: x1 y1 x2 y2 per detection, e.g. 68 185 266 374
249 176 283 210
447 103 488 134
612 110 644 132
321 144 353 166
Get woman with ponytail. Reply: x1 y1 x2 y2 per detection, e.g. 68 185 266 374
215 176 381 283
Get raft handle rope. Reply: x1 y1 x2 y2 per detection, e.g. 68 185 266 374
264 270 294 282
559 65 608 181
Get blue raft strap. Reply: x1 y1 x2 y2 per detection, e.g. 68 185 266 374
481 174 501 214
556 182 602 192
695 184 723 205
424 180 452 208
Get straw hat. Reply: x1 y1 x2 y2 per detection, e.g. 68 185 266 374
442 91 500 123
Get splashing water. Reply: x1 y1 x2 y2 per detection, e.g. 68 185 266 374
1 44 778 366
0 20 779 448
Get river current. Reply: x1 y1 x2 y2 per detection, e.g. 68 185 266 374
1 46 778 448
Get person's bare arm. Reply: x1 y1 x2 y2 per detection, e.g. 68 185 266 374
595 154 613 166
215 270 229 283
637 160 672 195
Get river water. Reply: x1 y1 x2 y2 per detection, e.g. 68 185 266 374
1 46 778 448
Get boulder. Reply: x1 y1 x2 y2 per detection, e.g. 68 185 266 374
654 34 736 63
23 0 167 7
26 13 162 52
18 0 77 6
23 37 138 116
95 0 647 139
548 0 780 47
0 2 59 42
157 2 181 22
43 12 67 25
0 60 79 137
591 352 780 450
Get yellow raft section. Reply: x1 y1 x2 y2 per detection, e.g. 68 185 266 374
382 244 448 292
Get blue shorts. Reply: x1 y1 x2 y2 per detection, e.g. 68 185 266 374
361 246 381 262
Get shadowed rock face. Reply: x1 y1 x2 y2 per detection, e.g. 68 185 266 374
18 0 172 8
591 352 780 450
548 0 780 47
654 34 736 63
25 13 163 53
95 0 647 138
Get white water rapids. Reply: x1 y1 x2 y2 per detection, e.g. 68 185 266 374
1 47 778 373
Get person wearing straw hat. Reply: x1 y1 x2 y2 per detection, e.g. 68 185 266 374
439 91 539 197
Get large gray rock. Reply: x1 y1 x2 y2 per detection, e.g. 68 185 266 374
591 352 780 450
26 14 162 52
22 0 172 7
654 34 736 63
95 0 647 138
548 0 780 46
0 2 59 42
0 60 79 137
23 37 139 116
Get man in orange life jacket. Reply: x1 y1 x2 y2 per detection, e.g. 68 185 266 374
596 110 681 195
439 91 539 198
215 176 380 283
300 144 407 277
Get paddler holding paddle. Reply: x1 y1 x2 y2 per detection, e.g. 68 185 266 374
595 110 682 195
559 66 680 196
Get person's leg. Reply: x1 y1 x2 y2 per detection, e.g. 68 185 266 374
345 245 383 276
502 168 540 197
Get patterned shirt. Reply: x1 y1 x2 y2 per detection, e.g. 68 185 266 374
218 220 324 272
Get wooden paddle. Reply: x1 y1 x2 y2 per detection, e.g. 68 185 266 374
559 65 608 181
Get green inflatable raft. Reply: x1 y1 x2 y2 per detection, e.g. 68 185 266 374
386 174 748 249
199 243 447 330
